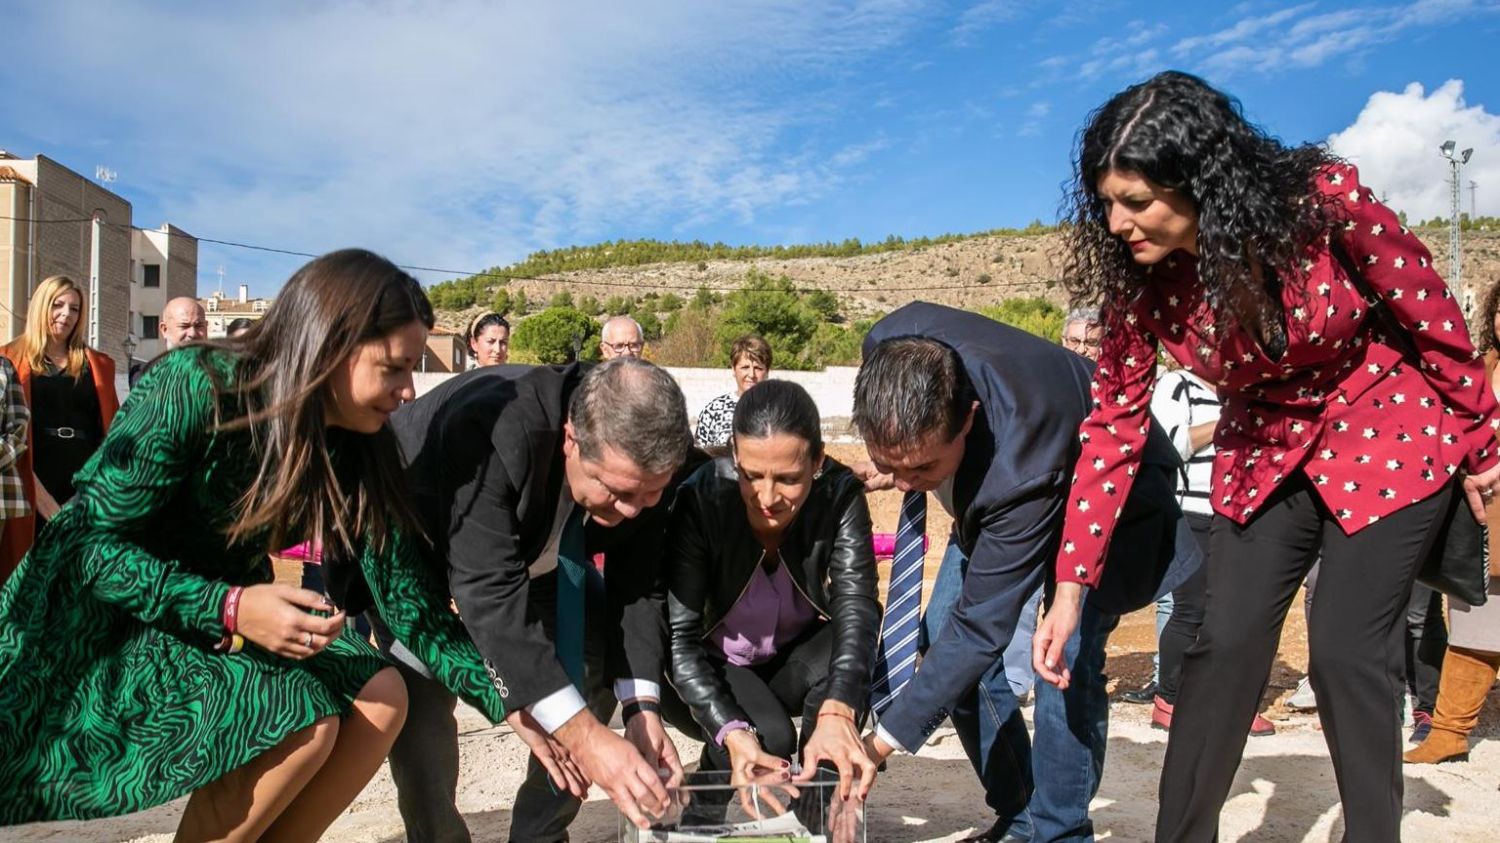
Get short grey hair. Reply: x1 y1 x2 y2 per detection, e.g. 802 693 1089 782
569 357 690 474
1063 306 1100 329
601 315 644 343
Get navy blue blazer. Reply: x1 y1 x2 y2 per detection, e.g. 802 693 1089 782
865 302 1199 750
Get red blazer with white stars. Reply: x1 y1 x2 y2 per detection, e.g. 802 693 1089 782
1058 163 1500 588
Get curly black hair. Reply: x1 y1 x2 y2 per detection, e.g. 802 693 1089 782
1478 278 1500 354
1062 70 1341 339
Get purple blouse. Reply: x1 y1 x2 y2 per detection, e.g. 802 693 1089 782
707 555 819 666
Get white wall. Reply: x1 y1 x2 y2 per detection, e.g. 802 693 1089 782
413 365 862 432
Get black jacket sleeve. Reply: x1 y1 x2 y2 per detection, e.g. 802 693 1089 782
444 417 573 712
820 480 881 711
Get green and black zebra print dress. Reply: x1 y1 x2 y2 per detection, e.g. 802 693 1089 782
0 348 508 824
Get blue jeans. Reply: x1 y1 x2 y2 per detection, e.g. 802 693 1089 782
921 542 1118 843
1152 592 1174 684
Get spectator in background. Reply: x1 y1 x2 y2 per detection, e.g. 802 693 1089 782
600 316 646 360
1406 277 1500 764
695 334 771 450
467 311 510 368
161 297 208 349
132 297 209 386
0 275 119 574
226 317 255 338
1059 307 1102 362
1148 360 1276 736
0 356 29 583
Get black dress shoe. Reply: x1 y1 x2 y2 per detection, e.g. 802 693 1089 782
1121 681 1158 704
958 818 1029 842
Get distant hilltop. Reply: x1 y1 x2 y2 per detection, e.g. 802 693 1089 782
429 223 1500 334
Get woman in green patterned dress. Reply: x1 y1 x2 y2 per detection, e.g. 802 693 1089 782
0 250 521 840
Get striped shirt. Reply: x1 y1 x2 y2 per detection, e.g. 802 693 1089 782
1150 369 1219 516
0 356 30 520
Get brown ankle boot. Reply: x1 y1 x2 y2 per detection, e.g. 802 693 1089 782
1404 646 1500 764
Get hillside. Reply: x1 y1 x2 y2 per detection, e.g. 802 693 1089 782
433 227 1500 337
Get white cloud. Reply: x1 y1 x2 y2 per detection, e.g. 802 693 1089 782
1171 3 1314 54
8 0 934 290
1185 1 1498 76
951 0 1026 45
1326 80 1500 222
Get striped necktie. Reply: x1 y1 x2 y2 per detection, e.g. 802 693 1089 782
870 490 927 715
555 506 588 689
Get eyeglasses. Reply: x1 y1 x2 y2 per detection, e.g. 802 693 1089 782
1061 335 1101 350
604 342 644 353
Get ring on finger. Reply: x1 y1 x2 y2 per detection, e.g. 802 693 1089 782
303 631 314 648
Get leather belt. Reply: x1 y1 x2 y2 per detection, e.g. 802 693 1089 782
41 427 92 441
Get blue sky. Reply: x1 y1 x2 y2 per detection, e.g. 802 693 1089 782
2 0 1498 296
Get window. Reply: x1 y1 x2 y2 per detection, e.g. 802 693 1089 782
206 298 218 312
142 315 160 339
142 264 161 288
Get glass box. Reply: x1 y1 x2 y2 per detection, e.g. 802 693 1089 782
620 768 866 843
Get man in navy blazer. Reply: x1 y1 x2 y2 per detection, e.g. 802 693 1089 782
853 302 1195 843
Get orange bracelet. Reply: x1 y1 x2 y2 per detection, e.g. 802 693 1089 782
817 710 857 722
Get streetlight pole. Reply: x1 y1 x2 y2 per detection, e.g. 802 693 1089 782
1440 140 1474 313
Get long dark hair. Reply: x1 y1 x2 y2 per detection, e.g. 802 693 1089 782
208 248 434 556
1479 279 1500 354
1062 70 1340 334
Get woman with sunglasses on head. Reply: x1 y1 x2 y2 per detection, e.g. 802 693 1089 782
0 250 531 840
1037 71 1500 841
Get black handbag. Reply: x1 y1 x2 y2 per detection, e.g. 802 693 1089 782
1332 242 1491 605
1421 486 1492 605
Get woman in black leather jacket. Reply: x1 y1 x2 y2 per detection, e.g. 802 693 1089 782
663 379 882 803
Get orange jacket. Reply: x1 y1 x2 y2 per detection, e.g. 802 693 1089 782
0 341 119 581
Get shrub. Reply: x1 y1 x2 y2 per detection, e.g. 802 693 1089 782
511 306 600 364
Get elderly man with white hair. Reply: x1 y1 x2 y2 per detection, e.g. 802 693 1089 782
599 315 645 360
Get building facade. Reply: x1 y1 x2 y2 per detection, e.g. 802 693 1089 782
130 223 199 361
202 285 272 337
0 151 197 372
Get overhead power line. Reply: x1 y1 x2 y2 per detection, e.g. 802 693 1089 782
0 214 1023 294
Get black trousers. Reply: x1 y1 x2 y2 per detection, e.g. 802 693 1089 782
371 566 613 843
1404 583 1447 715
661 621 839 771
1155 476 1447 843
1157 513 1211 703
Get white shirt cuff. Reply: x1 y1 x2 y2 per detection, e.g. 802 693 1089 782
526 685 589 733
614 678 661 702
874 723 910 755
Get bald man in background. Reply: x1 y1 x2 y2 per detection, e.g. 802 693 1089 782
131 297 208 386
160 297 208 350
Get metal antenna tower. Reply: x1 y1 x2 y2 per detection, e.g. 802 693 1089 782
1440 140 1474 298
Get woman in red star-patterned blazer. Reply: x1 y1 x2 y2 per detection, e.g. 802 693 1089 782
1032 71 1500 842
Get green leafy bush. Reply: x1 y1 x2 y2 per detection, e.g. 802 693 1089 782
511 306 600 364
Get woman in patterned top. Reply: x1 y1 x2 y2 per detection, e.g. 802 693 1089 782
694 334 772 450
0 250 516 839
1035 71 1500 841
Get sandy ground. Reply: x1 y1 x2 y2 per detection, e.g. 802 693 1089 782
8 444 1500 842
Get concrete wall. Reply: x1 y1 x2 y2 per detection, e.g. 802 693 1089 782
408 365 862 438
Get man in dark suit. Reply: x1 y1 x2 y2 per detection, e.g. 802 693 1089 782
852 302 1195 843
379 358 697 843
